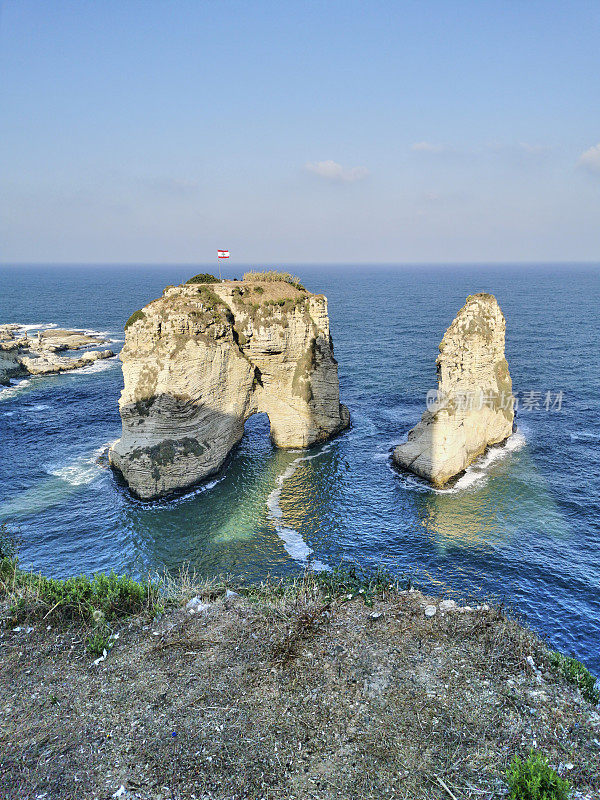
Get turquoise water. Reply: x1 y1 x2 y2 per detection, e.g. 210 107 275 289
1 264 599 674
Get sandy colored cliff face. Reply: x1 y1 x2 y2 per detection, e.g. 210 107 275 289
109 280 349 499
393 293 514 487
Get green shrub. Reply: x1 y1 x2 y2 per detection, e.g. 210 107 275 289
1 560 162 624
253 285 264 294
124 309 146 329
506 751 569 800
185 273 220 285
0 524 16 560
242 270 305 291
550 651 599 704
86 622 114 657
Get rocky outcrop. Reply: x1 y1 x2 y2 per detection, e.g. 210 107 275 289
109 278 350 499
19 348 114 375
392 293 514 487
0 326 113 384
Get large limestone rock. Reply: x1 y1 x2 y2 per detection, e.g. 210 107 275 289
109 278 350 499
392 293 514 487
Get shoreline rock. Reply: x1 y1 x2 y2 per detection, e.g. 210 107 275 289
393 293 514 487
0 325 113 384
109 276 349 499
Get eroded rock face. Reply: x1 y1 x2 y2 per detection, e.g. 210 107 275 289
109 279 349 499
392 293 513 487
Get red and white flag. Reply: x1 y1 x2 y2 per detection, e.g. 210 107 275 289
217 250 230 259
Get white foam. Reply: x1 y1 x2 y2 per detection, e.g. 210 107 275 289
0 378 31 400
310 560 331 572
68 355 118 375
82 328 111 338
395 429 527 495
136 477 224 508
569 431 598 443
373 439 401 461
266 445 332 568
45 443 108 486
17 322 58 333
446 430 526 492
26 404 50 412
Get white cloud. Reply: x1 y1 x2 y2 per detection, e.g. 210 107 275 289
411 141 446 154
578 143 600 174
304 160 369 182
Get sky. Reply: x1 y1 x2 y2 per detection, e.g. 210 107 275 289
1 0 599 264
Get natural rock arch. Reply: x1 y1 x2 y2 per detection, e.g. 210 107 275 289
109 278 349 499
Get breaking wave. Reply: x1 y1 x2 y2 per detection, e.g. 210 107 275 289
0 378 31 401
393 429 527 494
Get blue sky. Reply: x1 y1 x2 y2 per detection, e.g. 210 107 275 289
1 0 599 264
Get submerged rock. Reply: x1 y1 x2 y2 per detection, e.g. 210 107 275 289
109 277 349 499
393 293 514 487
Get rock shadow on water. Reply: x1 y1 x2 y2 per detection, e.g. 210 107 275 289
115 412 345 580
395 432 569 551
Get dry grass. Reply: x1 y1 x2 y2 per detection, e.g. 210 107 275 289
242 270 305 290
0 573 599 800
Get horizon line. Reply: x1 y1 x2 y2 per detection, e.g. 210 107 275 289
2 261 599 269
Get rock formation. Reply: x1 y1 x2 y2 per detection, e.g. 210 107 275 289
0 326 114 384
392 293 514 487
109 276 350 499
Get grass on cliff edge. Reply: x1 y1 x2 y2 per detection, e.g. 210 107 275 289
0 528 162 624
2 556 600 799
1 518 598 707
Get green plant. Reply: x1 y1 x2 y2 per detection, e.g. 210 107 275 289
0 524 16 560
506 751 569 800
311 563 402 607
185 273 220 284
1 560 162 624
550 651 599 704
86 623 114 657
124 309 146 329
242 270 305 291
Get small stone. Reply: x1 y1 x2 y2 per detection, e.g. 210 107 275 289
439 599 457 612
186 597 210 614
424 605 437 618
369 611 383 620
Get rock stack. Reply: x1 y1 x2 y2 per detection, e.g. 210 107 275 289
392 293 514 487
109 277 349 499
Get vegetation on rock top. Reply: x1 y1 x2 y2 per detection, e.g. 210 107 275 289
124 309 146 329
242 270 306 291
185 273 221 285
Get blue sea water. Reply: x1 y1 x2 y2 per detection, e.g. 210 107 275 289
0 264 599 675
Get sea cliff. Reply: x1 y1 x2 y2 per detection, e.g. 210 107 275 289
1 558 598 800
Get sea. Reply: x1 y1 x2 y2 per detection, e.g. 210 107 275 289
0 264 598 675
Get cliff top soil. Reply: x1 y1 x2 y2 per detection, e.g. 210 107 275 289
1 576 598 800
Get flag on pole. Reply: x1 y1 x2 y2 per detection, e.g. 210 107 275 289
217 250 230 259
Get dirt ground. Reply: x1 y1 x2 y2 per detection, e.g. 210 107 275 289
1 585 599 800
